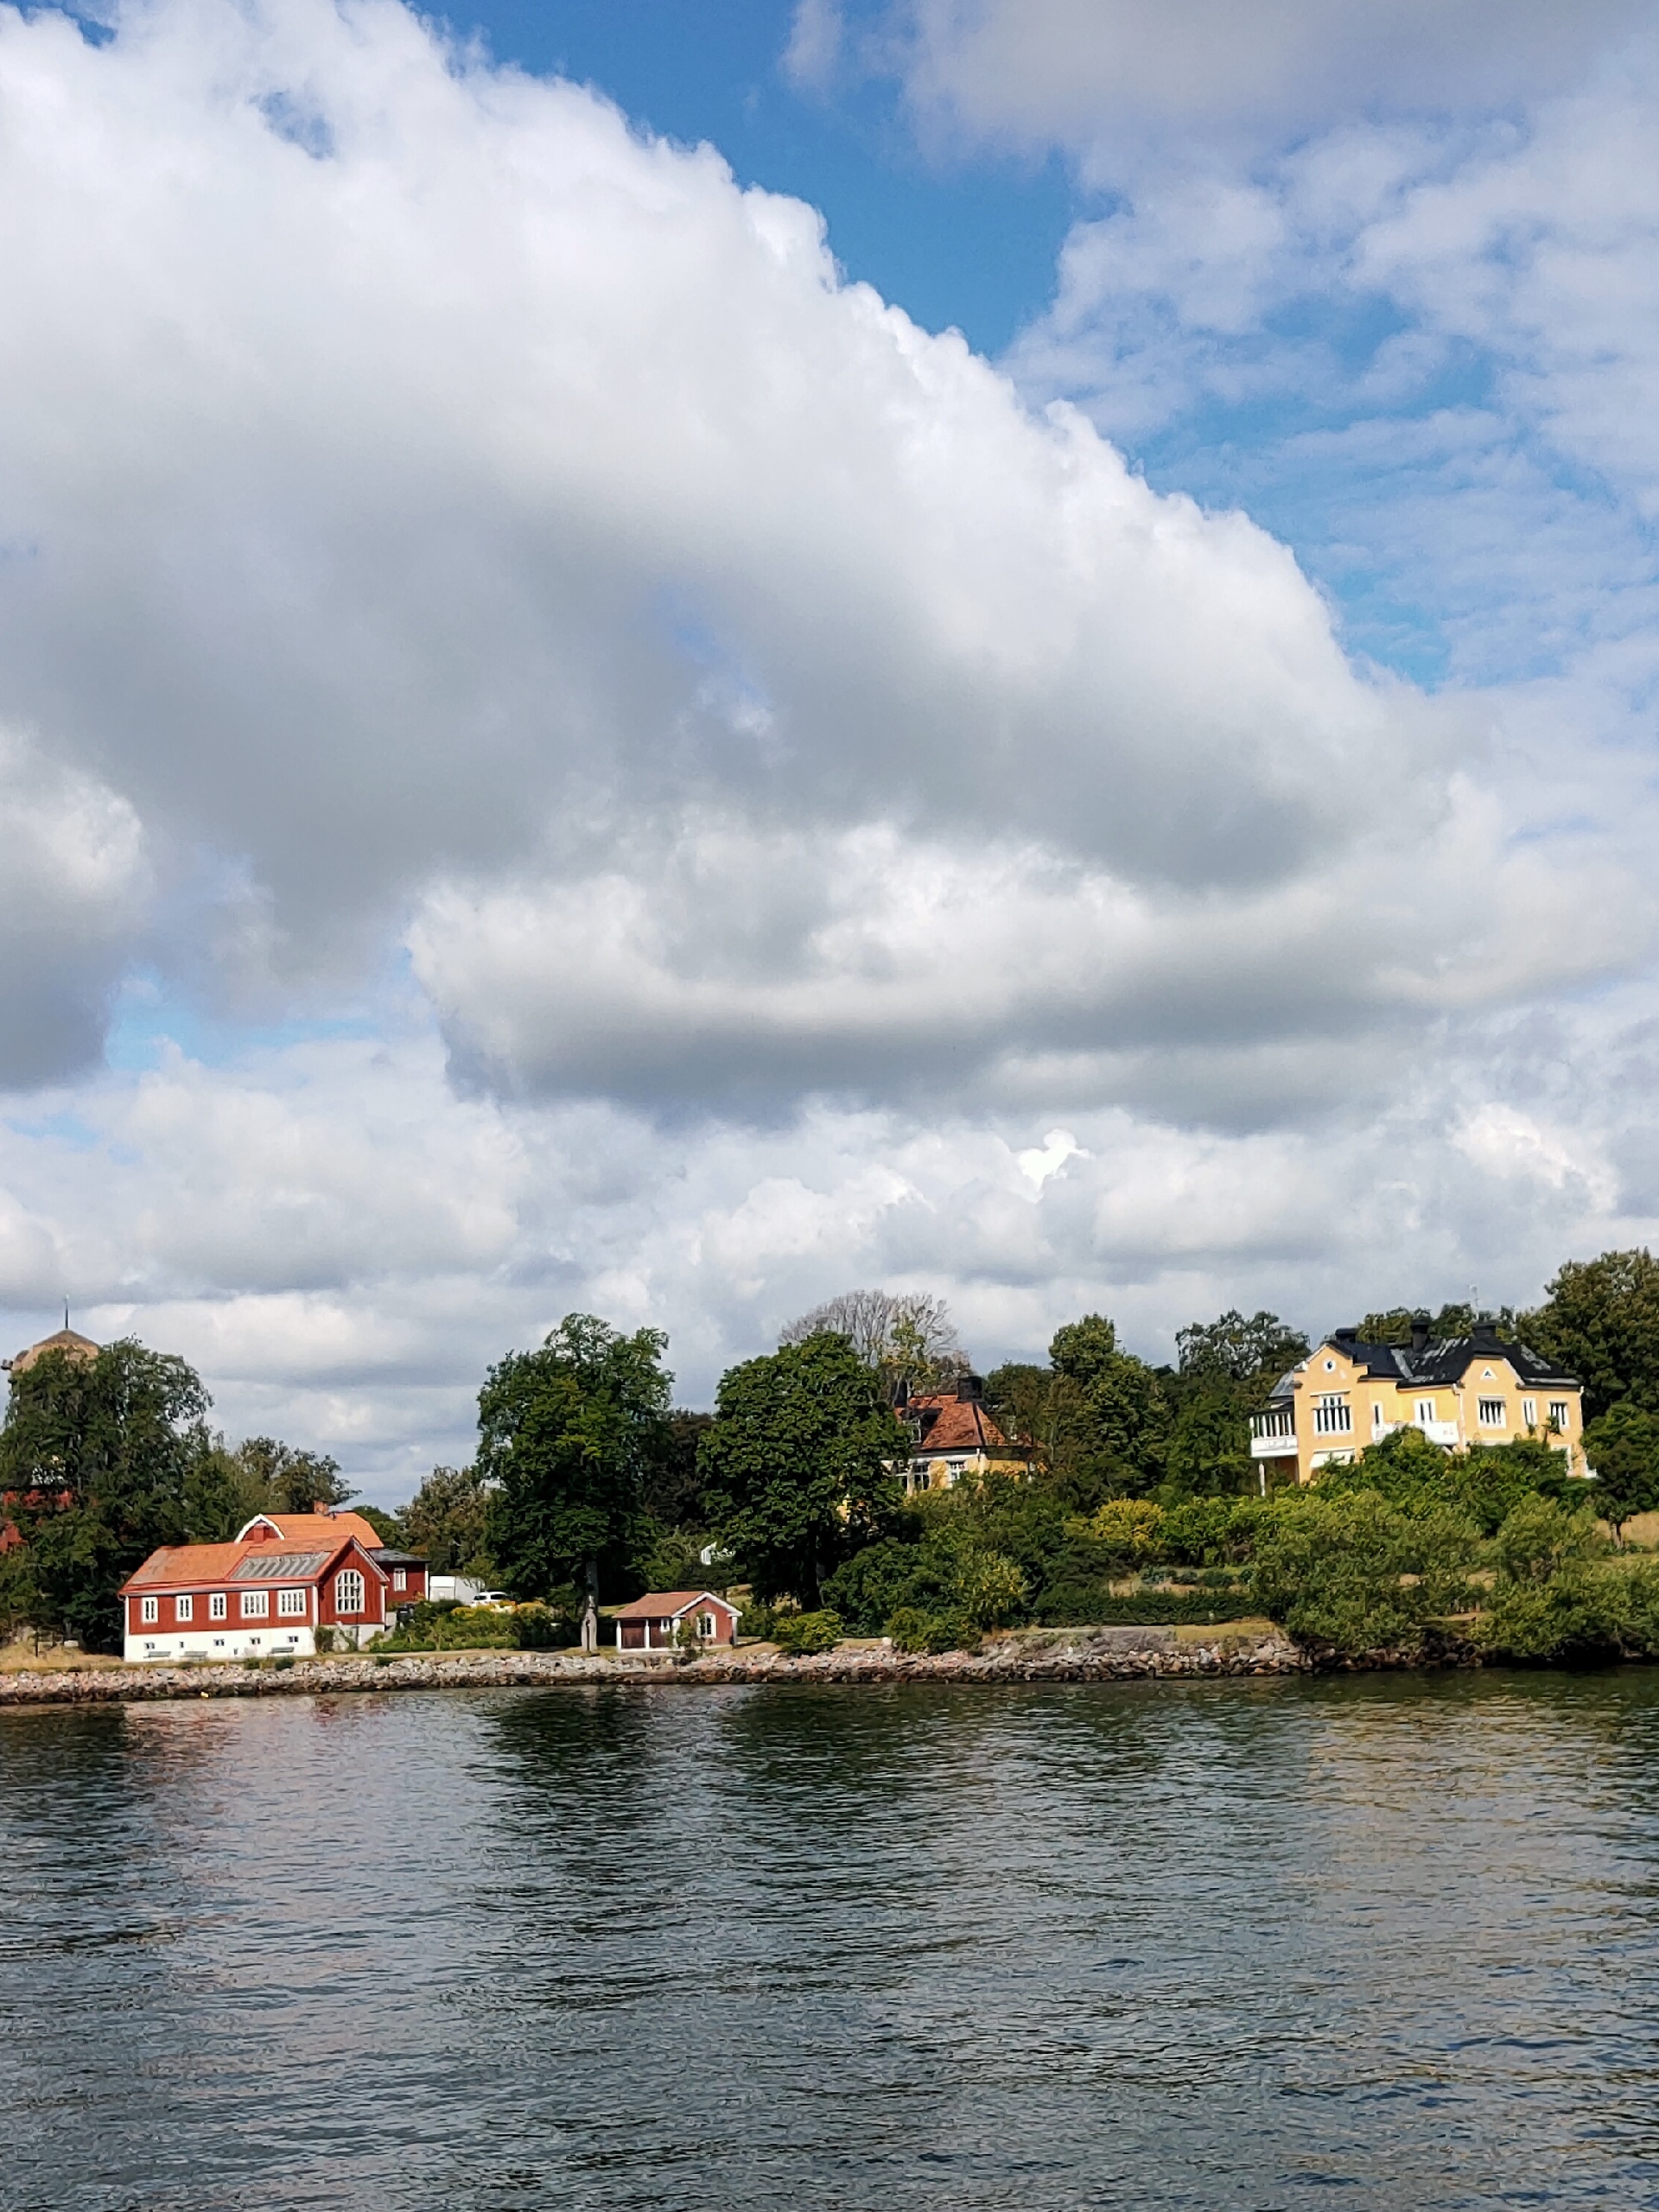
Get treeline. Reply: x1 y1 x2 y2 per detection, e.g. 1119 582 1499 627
11 1248 1659 1659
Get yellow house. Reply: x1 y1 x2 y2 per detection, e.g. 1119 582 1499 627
1249 1318 1586 1486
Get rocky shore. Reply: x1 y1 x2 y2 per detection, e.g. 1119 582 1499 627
0 1625 1308 1706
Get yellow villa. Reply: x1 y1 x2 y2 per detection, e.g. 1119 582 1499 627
1249 1317 1586 1486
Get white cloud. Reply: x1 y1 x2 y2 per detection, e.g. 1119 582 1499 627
0 0 1655 1488
868 0 1656 160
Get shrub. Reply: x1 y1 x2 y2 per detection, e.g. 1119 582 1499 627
772 1610 842 1656
737 1598 777 1640
1079 1497 1165 1567
886 1606 973 1654
1248 1490 1478 1657
511 1603 569 1650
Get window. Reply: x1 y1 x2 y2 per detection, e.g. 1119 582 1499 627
392 1568 406 1592
176 1594 193 1623
141 1595 158 1624
334 1568 365 1615
1313 1395 1352 1434
700 1614 716 1638
1371 1402 1385 1432
1522 1399 1537 1428
1478 1398 1507 1428
209 1592 227 1621
277 1588 307 1618
1416 1400 1436 1426
240 1589 269 1619
1549 1401 1570 1431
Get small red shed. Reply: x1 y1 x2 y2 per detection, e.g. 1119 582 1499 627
610 1590 740 1651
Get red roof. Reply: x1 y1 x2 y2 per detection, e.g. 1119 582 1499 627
609 1590 735 1619
239 1510 388 1551
907 1393 1020 1456
119 1529 382 1596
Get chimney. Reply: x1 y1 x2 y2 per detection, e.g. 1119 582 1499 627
957 1372 982 1402
1410 1313 1431 1355
315 1499 334 1516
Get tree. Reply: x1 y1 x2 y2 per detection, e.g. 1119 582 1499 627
1522 1249 1659 1422
779 1289 964 1400
1049 1315 1170 1497
1175 1310 1308 1382
699 1333 905 1605
401 1464 495 1573
480 1315 671 1649
1580 1402 1659 1536
234 1436 352 1515
1356 1303 1496 1346
0 1340 212 1651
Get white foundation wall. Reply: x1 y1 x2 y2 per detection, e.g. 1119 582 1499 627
124 1624 318 1663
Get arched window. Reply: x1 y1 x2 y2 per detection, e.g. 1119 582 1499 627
334 1568 365 1615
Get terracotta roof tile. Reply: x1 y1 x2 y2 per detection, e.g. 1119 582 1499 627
609 1590 731 1619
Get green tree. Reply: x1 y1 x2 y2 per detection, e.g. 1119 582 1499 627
401 1463 495 1573
699 1333 904 1605
1174 1310 1308 1382
233 1436 352 1515
1049 1314 1170 1497
1522 1249 1659 1422
1248 1490 1477 1658
480 1314 672 1648
1357 1302 1494 1345
0 1340 213 1652
1580 1402 1659 1535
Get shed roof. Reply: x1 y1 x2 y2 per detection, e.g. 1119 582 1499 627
609 1590 734 1619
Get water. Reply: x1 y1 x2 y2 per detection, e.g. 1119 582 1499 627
5 1674 1659 2211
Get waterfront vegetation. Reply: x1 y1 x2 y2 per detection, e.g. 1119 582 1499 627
10 1248 1659 1665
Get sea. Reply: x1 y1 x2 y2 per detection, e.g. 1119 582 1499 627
4 1671 1659 2210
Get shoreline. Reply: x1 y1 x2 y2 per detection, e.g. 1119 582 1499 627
0 1625 1313 1705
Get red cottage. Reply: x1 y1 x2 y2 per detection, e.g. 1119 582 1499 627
118 1512 413 1663
610 1590 740 1651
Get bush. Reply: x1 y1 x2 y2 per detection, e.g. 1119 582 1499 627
885 1606 974 1654
772 1610 842 1656
1248 1490 1478 1658
511 1603 571 1650
1033 1586 1267 1628
737 1598 777 1640
1078 1497 1165 1567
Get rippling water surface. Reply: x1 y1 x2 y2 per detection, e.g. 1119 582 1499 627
7 1673 1659 2209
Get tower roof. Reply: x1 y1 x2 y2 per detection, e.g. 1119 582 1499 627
5 1327 100 1377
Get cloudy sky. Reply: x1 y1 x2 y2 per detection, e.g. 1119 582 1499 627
2 0 1656 1499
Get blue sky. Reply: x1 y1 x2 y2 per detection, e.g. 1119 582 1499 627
1 0 1656 1496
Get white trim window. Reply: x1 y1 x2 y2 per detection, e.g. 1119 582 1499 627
1522 1399 1537 1428
209 1592 227 1621
176 1594 193 1623
1371 1402 1386 1433
334 1567 365 1616
1549 1401 1571 1432
277 1588 307 1618
240 1589 270 1619
1416 1399 1436 1427
1313 1395 1353 1435
1478 1398 1507 1429
392 1568 406 1592
700 1613 716 1638
140 1595 158 1624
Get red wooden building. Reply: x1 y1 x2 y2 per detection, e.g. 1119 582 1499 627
610 1590 740 1651
118 1510 423 1662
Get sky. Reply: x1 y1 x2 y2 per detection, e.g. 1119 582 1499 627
2 0 1658 1502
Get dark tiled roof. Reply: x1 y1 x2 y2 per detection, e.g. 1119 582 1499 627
1273 1328 1580 1395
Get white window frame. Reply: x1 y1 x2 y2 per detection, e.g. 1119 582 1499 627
392 1568 406 1592
1313 1395 1352 1435
240 1588 270 1619
176 1594 193 1622
277 1587 307 1618
334 1567 365 1616
209 1592 227 1621
1416 1399 1436 1426
1478 1397 1507 1429
140 1595 158 1624
700 1613 716 1638
1371 1401 1385 1432
1549 1400 1570 1432
1522 1398 1537 1428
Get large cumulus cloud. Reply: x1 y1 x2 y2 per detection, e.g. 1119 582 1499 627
0 0 1611 1111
